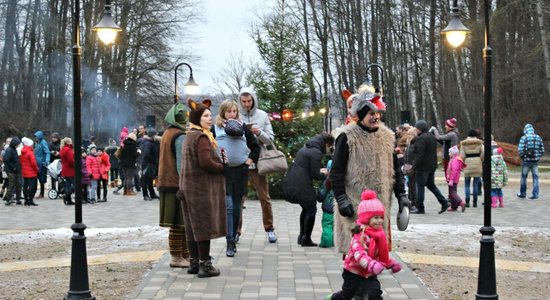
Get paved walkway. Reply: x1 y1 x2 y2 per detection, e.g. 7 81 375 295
1 170 548 299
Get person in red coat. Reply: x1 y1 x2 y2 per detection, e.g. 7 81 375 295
59 137 75 205
20 137 39 206
96 147 110 202
86 146 101 203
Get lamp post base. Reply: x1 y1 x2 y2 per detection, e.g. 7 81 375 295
475 225 498 300
64 223 95 300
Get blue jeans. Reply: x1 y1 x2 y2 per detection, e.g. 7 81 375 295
415 170 447 211
519 161 539 198
464 176 481 203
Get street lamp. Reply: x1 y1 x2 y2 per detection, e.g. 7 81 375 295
442 0 471 48
442 1 498 299
66 1 121 299
174 62 200 103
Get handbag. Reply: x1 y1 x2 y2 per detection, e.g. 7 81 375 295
114 146 122 159
257 139 288 176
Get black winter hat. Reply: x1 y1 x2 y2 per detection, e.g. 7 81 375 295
415 120 429 132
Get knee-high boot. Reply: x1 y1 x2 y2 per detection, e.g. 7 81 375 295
297 210 306 245
491 196 498 208
301 215 318 247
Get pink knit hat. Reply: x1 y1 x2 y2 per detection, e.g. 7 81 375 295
357 189 385 225
445 118 457 129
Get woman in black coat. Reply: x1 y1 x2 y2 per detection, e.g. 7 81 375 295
120 133 139 195
283 133 334 247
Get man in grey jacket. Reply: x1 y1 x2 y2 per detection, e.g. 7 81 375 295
238 87 278 243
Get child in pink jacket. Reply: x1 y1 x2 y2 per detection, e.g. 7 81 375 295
446 146 467 212
326 190 401 300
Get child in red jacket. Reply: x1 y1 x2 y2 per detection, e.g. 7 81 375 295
20 137 39 206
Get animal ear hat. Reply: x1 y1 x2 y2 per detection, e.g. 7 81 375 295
188 99 212 126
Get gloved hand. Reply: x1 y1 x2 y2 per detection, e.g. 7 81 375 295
367 260 385 275
335 194 354 218
397 193 409 213
429 126 436 133
448 180 454 187
388 259 402 273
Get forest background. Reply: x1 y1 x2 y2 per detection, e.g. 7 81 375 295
0 0 548 152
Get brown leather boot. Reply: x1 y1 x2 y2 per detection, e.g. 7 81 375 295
126 189 137 196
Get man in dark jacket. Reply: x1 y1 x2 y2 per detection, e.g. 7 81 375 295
3 137 22 205
140 129 160 200
120 133 139 195
410 120 449 214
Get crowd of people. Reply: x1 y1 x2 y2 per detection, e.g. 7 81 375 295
0 83 545 299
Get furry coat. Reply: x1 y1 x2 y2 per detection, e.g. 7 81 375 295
178 130 226 242
333 123 396 253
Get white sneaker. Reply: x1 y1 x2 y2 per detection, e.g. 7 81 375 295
267 231 277 243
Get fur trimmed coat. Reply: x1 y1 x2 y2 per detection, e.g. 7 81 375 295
330 123 402 253
178 129 226 242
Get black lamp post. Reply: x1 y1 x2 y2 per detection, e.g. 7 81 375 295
174 62 199 103
65 1 120 299
442 1 498 299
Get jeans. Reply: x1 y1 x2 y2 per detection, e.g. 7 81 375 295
225 164 249 240
415 170 447 211
464 176 481 202
88 179 98 200
519 161 539 198
64 177 74 201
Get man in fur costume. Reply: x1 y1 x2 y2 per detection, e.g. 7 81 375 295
330 84 408 255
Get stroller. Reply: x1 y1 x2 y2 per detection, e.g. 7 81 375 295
47 159 65 199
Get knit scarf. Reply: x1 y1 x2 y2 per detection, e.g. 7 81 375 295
189 123 218 149
364 225 390 266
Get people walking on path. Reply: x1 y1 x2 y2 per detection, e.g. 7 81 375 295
3 137 21 205
326 190 402 300
238 87 278 243
48 132 61 192
177 99 226 278
96 147 110 202
491 147 508 208
140 129 159 201
59 137 75 205
212 99 260 257
446 146 466 212
33 131 50 199
459 129 484 207
517 123 545 200
158 103 190 268
283 133 334 247
430 118 459 175
20 137 39 206
410 120 449 214
120 133 139 196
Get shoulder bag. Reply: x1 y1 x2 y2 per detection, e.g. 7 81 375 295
257 139 288 176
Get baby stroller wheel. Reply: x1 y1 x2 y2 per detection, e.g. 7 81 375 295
48 189 58 200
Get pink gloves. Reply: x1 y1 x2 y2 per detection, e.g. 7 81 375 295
367 260 385 275
388 259 402 273
448 180 454 187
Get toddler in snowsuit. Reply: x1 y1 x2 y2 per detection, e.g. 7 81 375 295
326 189 402 300
318 160 334 248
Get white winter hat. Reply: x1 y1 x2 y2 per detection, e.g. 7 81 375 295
22 137 34 147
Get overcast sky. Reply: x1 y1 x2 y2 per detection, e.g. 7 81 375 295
190 0 266 94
